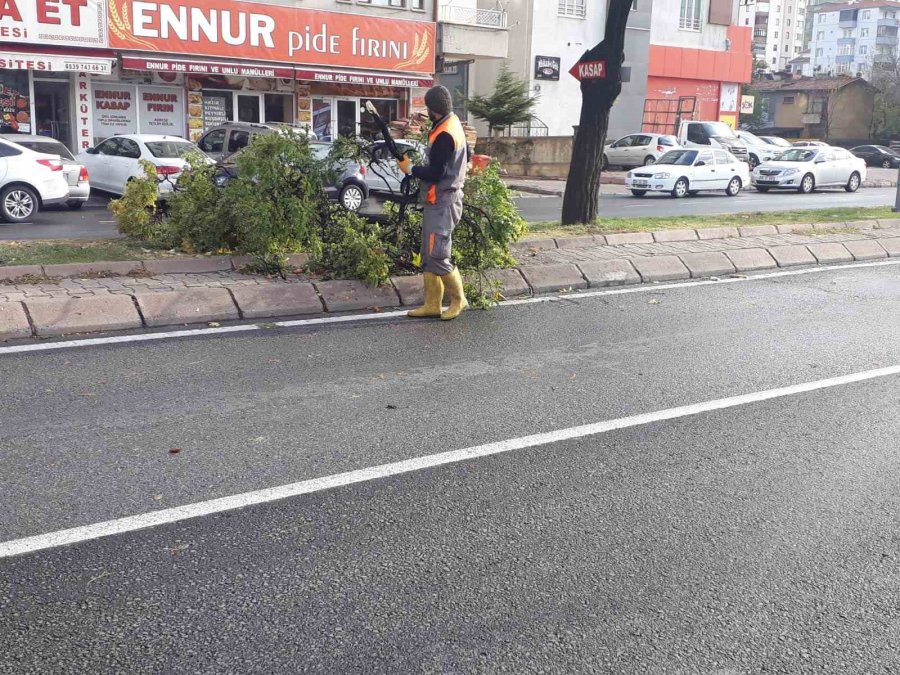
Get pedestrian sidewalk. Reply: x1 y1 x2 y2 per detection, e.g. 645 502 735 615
1 220 900 341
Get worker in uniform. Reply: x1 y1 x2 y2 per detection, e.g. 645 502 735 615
398 85 469 321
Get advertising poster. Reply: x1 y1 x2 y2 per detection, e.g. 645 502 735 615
92 82 137 138
0 0 106 47
0 70 30 133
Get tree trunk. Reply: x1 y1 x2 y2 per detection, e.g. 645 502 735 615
561 0 633 226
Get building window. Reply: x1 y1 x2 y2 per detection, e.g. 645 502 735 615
785 44 790 52
679 0 702 30
817 31 824 40
775 18 780 25
356 0 407 5
818 14 826 23
773 57 778 64
837 62 850 73
411 0 424 9
783 96 795 104
861 28 869 37
787 18 791 26
842 28 853 38
861 10 870 19
558 0 586 17
632 0 638 10
796 46 802 53
774 31 779 38
816 47 824 56
860 45 868 55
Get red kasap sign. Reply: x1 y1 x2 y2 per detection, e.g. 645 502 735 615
108 0 436 74
569 60 607 81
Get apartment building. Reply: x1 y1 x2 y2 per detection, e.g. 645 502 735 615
807 0 899 77
740 0 808 71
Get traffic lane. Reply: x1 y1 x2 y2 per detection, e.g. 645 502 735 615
515 187 898 222
0 193 119 241
4 264 900 539
3 379 899 673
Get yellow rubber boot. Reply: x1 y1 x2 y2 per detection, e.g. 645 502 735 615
407 272 444 318
440 268 468 321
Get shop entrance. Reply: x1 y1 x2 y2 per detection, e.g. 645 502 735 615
33 80 72 148
336 99 359 138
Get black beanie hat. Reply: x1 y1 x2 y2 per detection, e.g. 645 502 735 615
424 85 453 117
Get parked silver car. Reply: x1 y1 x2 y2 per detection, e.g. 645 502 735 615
0 133 90 209
196 122 317 163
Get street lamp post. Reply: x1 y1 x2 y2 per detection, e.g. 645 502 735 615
895 167 900 213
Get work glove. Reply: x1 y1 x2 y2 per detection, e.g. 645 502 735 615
397 153 413 175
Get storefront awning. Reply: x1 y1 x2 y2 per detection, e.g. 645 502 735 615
0 51 114 75
122 57 294 79
294 68 433 88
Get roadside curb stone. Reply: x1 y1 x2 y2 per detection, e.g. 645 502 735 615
877 238 900 256
877 219 900 229
652 229 697 243
136 288 239 326
769 245 816 267
678 252 735 278
230 283 323 319
0 265 42 281
391 276 425 306
739 225 778 237
519 264 586 293
42 261 142 277
143 257 233 274
512 239 557 255
315 280 401 312
556 235 604 249
776 223 813 234
577 259 640 287
724 248 778 272
631 255 689 282
0 302 31 340
604 232 654 246
483 268 531 297
843 239 887 260
807 243 853 264
25 294 142 336
696 227 739 240
844 220 878 230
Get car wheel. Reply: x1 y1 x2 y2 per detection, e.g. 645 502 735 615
671 178 689 199
749 154 760 169
601 155 609 171
643 156 656 166
726 177 742 197
882 159 893 169
0 185 38 223
67 201 84 210
798 174 815 194
845 172 861 193
340 184 365 212
630 190 647 197
755 186 770 193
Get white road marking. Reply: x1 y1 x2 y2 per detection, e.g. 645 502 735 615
1 258 899 357
2 362 900 559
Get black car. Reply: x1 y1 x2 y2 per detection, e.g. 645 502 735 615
850 145 900 169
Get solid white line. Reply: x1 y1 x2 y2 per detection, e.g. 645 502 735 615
1 258 899 357
2 362 899 559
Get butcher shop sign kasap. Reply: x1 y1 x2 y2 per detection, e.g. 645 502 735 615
107 0 436 74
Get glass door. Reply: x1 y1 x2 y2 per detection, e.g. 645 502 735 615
313 98 333 141
33 80 72 149
336 99 358 138
237 94 262 123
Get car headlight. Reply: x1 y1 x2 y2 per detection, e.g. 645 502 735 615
214 174 228 187
782 169 799 176
653 172 671 179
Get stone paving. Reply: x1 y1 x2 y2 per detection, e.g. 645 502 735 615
518 227 900 266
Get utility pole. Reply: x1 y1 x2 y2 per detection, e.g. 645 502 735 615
894 167 900 212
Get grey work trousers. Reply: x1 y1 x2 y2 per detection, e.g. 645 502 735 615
420 190 464 276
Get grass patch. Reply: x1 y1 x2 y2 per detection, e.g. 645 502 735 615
527 206 894 238
0 239 197 267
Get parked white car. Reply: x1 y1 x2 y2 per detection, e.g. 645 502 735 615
603 133 680 169
626 148 750 198
751 147 866 194
759 135 793 149
734 130 782 169
0 137 69 222
1 134 90 209
76 134 210 197
792 140 829 148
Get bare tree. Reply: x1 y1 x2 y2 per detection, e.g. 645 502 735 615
561 0 632 225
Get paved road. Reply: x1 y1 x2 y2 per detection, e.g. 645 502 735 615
3 263 900 672
1 187 896 241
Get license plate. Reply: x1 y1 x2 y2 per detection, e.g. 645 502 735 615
757 179 777 184
633 181 649 188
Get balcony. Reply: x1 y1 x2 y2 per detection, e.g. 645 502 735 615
876 34 899 46
878 18 899 27
438 4 509 60
839 17 858 28
835 53 855 62
837 37 856 46
874 52 896 63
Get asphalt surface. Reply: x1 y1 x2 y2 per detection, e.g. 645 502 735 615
1 187 896 241
3 264 900 672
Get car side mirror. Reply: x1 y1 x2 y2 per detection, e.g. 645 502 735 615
815 157 826 164
85 147 97 154
696 161 706 166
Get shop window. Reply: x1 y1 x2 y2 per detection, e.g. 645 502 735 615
228 131 251 153
198 129 226 154
0 70 30 134
265 94 294 125
237 95 261 124
313 99 333 142
360 99 398 140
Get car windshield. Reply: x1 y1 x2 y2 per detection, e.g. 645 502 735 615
13 139 74 160
658 150 698 166
145 140 197 159
777 149 817 162
702 122 737 139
